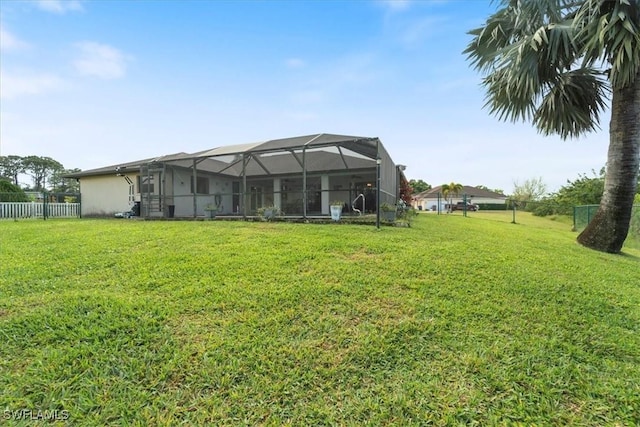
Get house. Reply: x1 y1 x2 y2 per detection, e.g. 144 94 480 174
67 133 407 219
412 185 507 211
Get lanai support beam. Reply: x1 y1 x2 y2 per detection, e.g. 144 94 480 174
376 139 381 230
192 158 197 218
337 146 350 169
302 147 307 219
242 153 247 219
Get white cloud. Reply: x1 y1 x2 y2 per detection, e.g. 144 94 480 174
0 70 65 99
327 52 381 86
285 58 306 68
0 25 30 51
35 0 83 14
378 0 411 11
398 16 449 47
283 52 382 109
73 42 130 79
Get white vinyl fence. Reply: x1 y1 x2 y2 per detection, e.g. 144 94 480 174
0 202 80 219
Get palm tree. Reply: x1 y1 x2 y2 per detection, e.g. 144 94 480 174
441 182 463 212
465 0 640 253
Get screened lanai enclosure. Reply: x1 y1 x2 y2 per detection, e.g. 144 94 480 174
131 134 402 219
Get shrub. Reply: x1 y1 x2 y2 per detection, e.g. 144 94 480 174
476 203 509 211
257 206 281 220
630 205 640 238
380 202 396 212
0 180 29 202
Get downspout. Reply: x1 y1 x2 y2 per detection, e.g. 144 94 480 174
395 166 398 203
77 179 82 218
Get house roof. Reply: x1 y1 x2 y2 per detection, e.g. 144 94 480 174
190 133 380 159
414 185 507 200
65 133 381 179
64 152 192 178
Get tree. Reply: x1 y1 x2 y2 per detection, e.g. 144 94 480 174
465 0 640 253
535 166 639 216
532 168 604 216
21 156 64 191
409 179 431 194
0 155 25 186
511 177 548 208
557 168 605 205
441 182 463 212
475 185 505 195
50 168 81 193
399 177 413 205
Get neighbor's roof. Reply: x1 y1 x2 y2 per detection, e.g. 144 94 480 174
65 133 382 178
414 185 507 200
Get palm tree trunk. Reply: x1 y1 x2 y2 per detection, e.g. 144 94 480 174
577 71 640 253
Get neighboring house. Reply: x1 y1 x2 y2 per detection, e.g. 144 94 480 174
66 133 407 218
413 185 507 211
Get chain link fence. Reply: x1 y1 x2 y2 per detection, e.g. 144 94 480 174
574 204 640 248
0 192 81 220
572 205 599 231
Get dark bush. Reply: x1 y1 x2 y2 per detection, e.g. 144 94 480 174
532 201 558 217
0 180 29 202
476 203 509 210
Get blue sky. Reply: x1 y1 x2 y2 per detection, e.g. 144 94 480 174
1 0 610 193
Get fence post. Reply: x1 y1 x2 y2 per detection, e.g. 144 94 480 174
463 193 467 217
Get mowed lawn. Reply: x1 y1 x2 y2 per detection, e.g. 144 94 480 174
1 213 639 425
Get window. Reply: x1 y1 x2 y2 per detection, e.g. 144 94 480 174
190 176 210 194
137 175 154 193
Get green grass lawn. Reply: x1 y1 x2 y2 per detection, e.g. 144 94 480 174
1 214 639 425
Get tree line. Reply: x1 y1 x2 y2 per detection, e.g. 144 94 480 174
409 169 639 213
515 169 640 217
0 155 80 193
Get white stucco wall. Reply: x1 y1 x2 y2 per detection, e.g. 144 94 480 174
79 174 136 216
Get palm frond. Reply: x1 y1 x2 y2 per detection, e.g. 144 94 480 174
464 7 518 72
479 22 579 124
482 51 541 123
533 68 609 138
574 0 640 88
464 0 635 139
